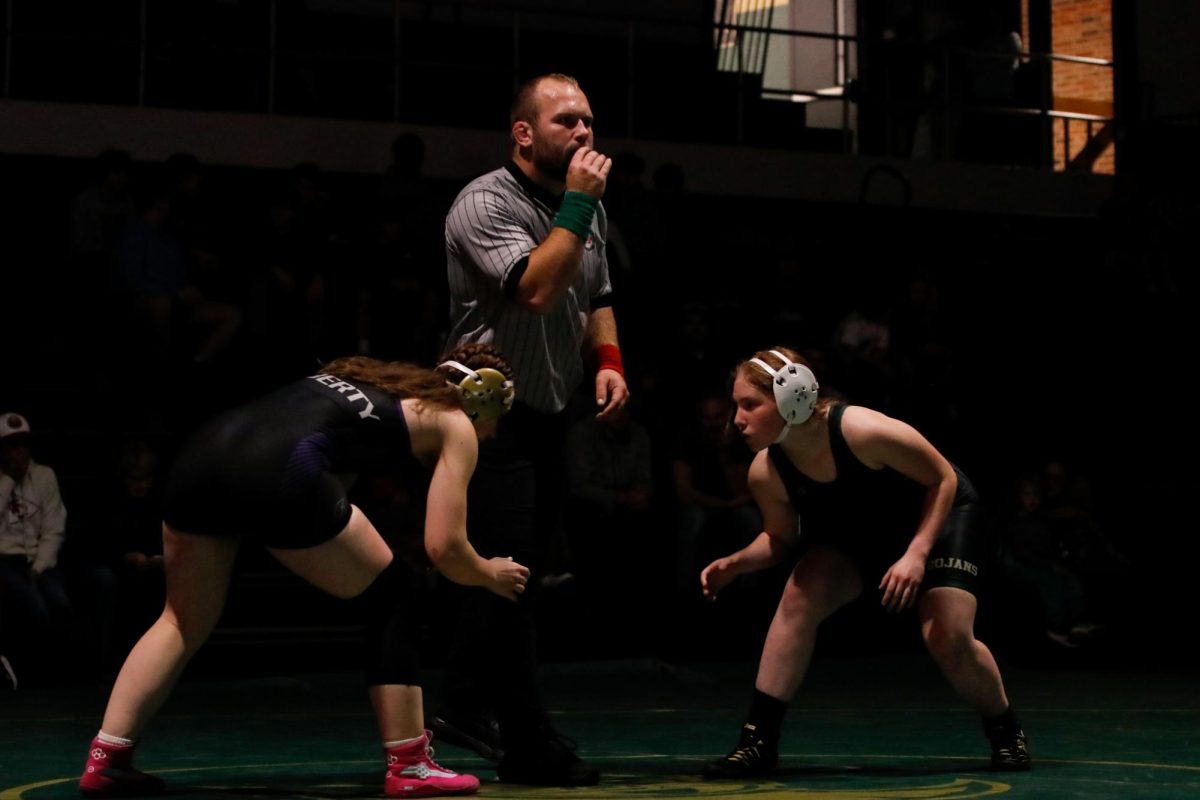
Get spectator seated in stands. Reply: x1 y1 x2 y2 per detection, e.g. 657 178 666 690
999 471 1101 650
0 413 71 681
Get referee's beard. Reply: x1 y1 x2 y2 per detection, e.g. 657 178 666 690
531 141 578 184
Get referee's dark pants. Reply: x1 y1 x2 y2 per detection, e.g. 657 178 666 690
440 401 569 744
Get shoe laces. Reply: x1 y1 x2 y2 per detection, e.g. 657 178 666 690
989 727 1029 758
422 740 451 770
724 741 768 765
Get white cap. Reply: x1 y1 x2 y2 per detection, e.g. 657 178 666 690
0 413 30 439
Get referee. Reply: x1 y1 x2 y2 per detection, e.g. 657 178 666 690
433 73 629 787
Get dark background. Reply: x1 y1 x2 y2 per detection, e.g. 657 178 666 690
0 0 1194 684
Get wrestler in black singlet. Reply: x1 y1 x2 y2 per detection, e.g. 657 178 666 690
163 374 424 548
767 403 988 595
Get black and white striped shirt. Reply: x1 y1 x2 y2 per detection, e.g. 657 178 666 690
445 163 613 414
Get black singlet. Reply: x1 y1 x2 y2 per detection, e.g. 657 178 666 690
163 374 424 548
768 403 987 595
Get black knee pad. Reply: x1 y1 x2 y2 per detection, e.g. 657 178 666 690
357 559 422 687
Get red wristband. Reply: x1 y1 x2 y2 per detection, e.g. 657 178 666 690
596 344 624 376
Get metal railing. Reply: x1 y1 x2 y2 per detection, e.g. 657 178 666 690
0 0 1115 171
938 47 1115 171
715 0 774 76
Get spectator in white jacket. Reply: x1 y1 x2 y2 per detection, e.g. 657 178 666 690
0 412 71 672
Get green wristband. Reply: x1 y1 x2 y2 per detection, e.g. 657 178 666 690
554 191 598 240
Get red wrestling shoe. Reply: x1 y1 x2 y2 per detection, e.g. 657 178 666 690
385 730 480 797
79 735 166 797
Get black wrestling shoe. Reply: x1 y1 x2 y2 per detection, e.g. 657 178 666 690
497 726 600 786
428 709 504 763
986 724 1032 771
702 723 779 780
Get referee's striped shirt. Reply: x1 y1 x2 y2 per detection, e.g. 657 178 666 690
445 163 613 414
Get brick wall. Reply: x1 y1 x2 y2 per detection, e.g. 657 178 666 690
1050 0 1114 173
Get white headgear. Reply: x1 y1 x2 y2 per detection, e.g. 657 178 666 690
440 360 515 423
749 350 819 427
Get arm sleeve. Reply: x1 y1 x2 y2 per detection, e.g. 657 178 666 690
446 189 538 298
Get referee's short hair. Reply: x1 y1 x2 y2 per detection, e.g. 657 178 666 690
510 73 582 127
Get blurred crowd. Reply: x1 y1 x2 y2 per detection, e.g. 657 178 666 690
2 134 1185 689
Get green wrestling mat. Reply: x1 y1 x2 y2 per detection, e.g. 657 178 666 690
3 655 1197 799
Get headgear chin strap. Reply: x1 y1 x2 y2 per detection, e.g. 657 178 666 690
440 360 515 423
749 350 819 433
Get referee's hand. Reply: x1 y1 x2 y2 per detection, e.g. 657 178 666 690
566 146 611 200
594 368 629 421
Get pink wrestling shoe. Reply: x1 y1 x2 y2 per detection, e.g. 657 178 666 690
385 730 480 797
79 735 166 797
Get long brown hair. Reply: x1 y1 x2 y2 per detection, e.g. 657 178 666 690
319 343 515 413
